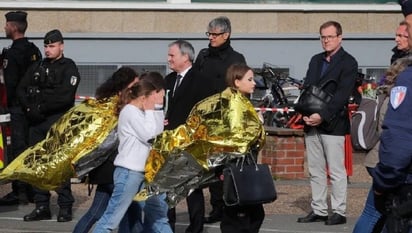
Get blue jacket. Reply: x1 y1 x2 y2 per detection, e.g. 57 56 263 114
373 66 412 193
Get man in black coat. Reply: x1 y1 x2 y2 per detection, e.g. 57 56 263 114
165 40 213 233
296 21 358 226
0 10 42 206
193 16 246 224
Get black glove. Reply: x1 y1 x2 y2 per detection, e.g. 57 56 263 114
374 191 388 214
25 105 45 124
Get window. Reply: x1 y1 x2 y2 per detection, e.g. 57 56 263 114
76 64 167 100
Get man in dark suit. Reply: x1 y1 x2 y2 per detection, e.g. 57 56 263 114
165 40 213 233
296 21 358 226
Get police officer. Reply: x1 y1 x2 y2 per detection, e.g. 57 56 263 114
17 29 80 222
372 2 412 232
0 10 41 206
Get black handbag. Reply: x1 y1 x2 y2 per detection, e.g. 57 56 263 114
222 155 277 206
294 79 336 116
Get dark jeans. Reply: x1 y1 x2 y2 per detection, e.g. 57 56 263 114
73 184 141 233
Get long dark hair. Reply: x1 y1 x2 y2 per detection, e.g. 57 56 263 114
95 66 138 100
117 71 165 113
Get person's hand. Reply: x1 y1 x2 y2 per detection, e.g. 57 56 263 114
302 113 322 126
25 105 45 124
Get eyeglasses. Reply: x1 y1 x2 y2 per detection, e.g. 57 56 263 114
205 32 225 38
396 34 409 39
320 35 339 41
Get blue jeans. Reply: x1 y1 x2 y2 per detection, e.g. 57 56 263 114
73 184 141 233
353 167 383 233
140 193 172 233
93 167 145 233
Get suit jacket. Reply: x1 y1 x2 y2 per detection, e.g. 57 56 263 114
304 47 358 135
165 67 214 130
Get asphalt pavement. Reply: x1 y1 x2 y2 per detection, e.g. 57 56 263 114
0 203 356 233
0 152 370 233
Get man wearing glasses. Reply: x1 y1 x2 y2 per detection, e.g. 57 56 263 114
193 16 246 225
391 21 410 64
296 21 358 226
194 16 246 95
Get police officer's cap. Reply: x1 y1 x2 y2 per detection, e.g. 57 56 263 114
399 0 412 16
5 11 27 23
44 29 64 45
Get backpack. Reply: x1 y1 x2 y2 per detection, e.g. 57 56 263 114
350 93 386 151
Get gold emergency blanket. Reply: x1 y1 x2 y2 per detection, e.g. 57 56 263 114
0 97 118 190
139 88 265 206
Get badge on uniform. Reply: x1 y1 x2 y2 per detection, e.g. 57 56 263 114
3 59 7 69
70 76 78 86
390 86 407 109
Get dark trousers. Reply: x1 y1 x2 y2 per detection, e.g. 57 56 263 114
34 179 74 209
168 188 205 233
9 106 32 198
29 113 74 209
220 204 264 233
208 180 224 214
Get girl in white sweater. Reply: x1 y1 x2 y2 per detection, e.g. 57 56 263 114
93 72 171 233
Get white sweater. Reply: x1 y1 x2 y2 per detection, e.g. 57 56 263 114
114 104 164 172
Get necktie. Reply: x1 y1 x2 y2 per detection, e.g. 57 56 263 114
173 74 183 97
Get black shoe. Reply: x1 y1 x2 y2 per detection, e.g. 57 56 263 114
57 208 72 222
325 213 346 225
0 192 19 206
297 211 328 223
203 209 223 224
23 206 52 221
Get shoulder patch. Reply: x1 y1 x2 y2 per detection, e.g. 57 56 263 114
70 76 78 86
390 86 407 109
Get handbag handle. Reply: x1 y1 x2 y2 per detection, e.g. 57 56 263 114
235 153 259 172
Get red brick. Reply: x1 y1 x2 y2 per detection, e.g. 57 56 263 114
286 165 304 172
286 150 305 158
274 158 295 165
261 157 273 164
274 166 285 173
279 143 297 150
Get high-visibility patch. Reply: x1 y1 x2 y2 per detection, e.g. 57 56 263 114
70 76 78 86
390 86 407 109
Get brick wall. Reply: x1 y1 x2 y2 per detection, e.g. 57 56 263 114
261 127 305 179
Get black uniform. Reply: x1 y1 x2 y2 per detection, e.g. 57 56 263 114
193 39 246 222
0 37 41 204
17 55 80 215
